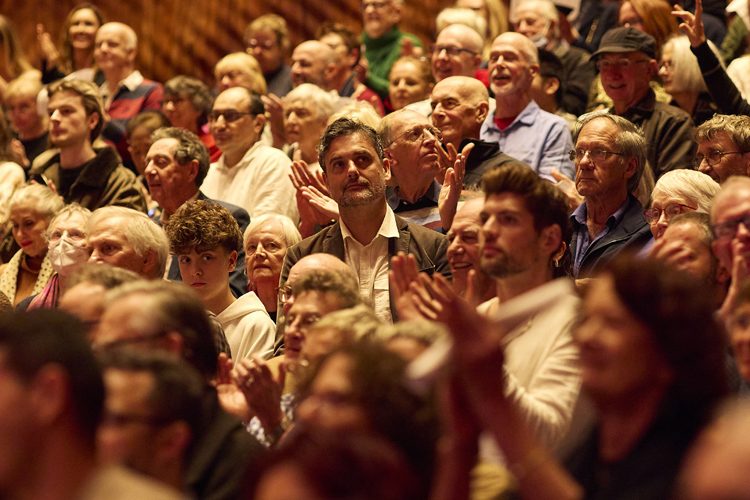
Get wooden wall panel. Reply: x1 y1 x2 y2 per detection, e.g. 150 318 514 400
3 0 451 86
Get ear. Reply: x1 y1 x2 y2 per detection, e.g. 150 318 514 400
623 156 638 180
529 63 540 78
87 111 100 133
383 155 393 184
715 261 731 286
543 77 560 97
186 159 199 183
254 113 267 134
324 62 338 85
472 53 482 70
29 365 68 426
126 47 137 64
646 59 658 78
475 100 490 123
227 250 238 272
540 224 562 257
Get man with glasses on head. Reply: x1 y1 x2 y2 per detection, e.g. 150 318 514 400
569 111 652 278
592 26 695 179
695 114 750 183
201 87 296 221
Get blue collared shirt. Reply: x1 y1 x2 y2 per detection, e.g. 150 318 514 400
480 100 575 181
570 198 631 277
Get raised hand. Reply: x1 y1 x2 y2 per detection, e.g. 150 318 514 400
233 356 285 433
672 0 706 48
438 142 473 230
261 93 286 148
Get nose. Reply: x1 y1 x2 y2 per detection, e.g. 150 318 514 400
447 238 463 257
254 242 268 257
737 220 750 239
164 100 175 112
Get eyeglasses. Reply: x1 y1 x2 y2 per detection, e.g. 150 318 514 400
569 148 624 163
713 215 750 240
430 45 478 57
391 124 442 145
208 110 254 123
278 284 293 304
162 96 188 107
595 58 650 72
643 203 696 223
695 150 744 167
246 38 276 50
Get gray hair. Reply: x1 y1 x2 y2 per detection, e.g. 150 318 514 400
10 183 64 222
435 11 487 44
88 206 169 277
151 127 210 187
308 303 383 343
651 169 720 214
100 22 137 50
243 213 302 249
696 114 750 153
511 0 560 41
46 204 92 238
283 83 338 122
661 36 720 94
574 111 647 193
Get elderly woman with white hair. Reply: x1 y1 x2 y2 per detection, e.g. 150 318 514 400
0 184 64 305
645 168 720 240
659 35 719 126
244 213 301 321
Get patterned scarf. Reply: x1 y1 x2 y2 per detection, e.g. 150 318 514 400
0 250 54 304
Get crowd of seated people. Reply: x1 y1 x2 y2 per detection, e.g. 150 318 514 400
6 0 750 498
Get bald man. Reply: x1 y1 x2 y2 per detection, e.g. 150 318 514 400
480 32 574 181
273 252 356 355
431 76 529 188
95 22 163 171
405 24 488 117
431 23 484 82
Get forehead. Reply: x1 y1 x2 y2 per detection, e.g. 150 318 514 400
514 6 545 19
50 211 87 231
713 185 750 222
328 132 379 158
71 7 99 23
663 223 707 246
290 290 341 315
213 89 250 110
247 221 285 241
248 27 278 41
432 79 469 99
104 369 154 404
293 43 323 59
483 192 531 215
320 32 345 48
436 28 470 46
96 25 126 42
147 138 179 157
698 131 737 148
285 98 315 111
391 111 430 132
49 90 85 110
89 217 130 241
650 188 690 207
10 205 41 219
577 117 619 143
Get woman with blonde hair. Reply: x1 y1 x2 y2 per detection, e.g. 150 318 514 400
0 184 64 305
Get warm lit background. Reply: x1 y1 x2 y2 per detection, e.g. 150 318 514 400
4 0 452 85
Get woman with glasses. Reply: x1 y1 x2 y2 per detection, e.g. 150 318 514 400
645 168 719 239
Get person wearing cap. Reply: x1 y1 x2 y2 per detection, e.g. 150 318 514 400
592 26 696 180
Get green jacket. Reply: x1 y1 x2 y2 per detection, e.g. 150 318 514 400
363 26 422 99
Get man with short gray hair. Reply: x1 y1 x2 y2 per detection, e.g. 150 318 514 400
95 21 163 170
87 206 169 280
569 112 652 278
695 114 750 183
145 127 250 296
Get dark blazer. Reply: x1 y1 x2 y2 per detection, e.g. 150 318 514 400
570 196 652 278
165 192 250 298
280 214 451 319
